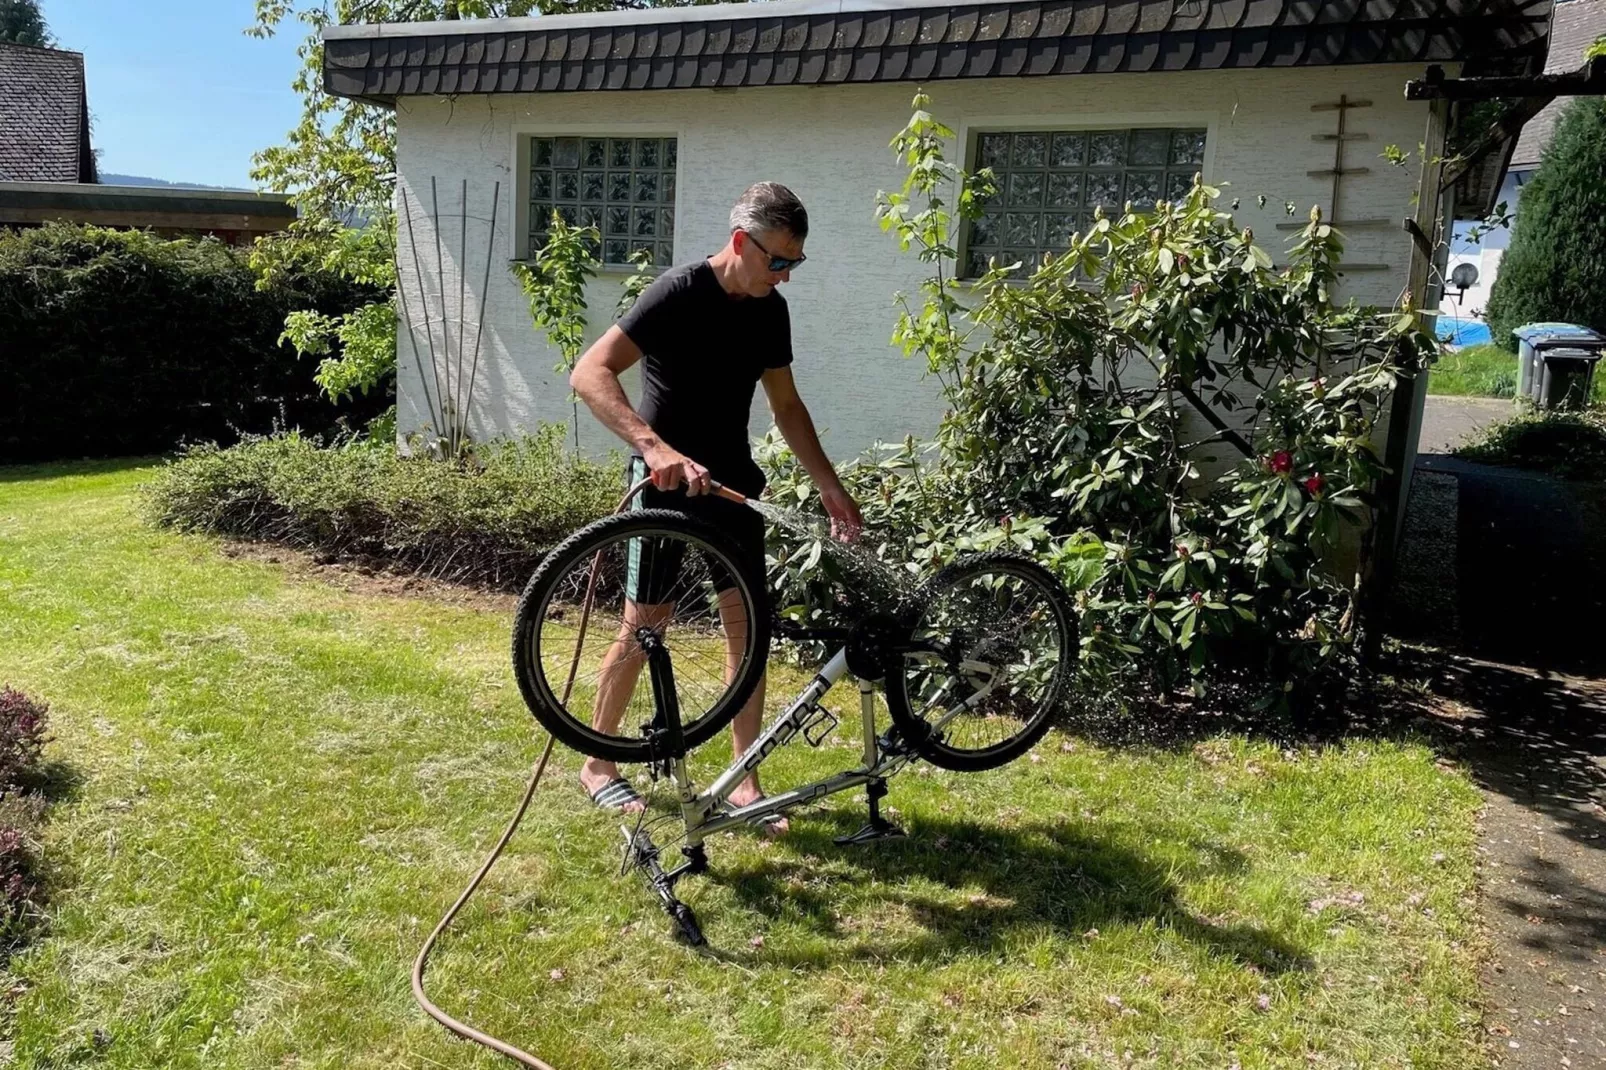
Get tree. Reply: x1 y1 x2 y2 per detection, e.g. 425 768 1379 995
0 0 50 46
249 0 709 443
1485 97 1606 349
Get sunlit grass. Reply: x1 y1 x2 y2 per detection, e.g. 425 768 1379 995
0 461 1486 1069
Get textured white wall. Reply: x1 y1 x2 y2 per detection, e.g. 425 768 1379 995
392 64 1433 465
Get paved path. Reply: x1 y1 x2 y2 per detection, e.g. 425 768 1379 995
1418 394 1516 455
1393 456 1606 1067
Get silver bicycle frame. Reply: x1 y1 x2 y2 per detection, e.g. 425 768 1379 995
666 648 910 845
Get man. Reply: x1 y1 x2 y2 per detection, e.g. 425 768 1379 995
568 181 863 830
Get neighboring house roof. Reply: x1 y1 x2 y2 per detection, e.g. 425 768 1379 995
323 0 1556 104
0 43 94 183
1510 0 1605 167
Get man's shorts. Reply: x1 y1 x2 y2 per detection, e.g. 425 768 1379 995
624 457 768 606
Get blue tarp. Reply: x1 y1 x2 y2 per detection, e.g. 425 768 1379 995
1437 319 1492 346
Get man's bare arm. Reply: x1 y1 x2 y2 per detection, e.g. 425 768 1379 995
570 326 710 494
762 366 863 537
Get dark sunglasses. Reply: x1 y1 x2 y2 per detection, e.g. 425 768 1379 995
744 231 807 273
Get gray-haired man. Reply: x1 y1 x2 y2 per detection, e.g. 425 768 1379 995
569 181 863 831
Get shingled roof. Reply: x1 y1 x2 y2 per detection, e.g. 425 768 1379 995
0 43 94 183
1510 0 1605 167
323 0 1556 104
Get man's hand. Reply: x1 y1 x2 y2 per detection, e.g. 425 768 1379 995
643 443 712 496
820 485 864 543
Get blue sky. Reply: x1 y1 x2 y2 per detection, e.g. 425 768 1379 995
46 1 307 188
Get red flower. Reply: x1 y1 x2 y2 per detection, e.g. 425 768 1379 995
1304 473 1325 496
1267 450 1293 475
1190 592 1204 606
1130 283 1145 298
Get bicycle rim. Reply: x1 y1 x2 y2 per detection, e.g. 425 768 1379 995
513 511 768 762
888 554 1074 770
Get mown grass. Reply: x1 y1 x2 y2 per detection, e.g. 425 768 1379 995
1428 344 1518 398
0 461 1487 1069
1430 342 1606 404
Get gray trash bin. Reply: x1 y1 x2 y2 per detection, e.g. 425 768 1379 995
1511 323 1606 407
1537 346 1604 410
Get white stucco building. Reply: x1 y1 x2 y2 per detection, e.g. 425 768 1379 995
322 0 1554 464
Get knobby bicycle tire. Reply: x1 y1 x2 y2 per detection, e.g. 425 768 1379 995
511 509 772 763
885 551 1078 772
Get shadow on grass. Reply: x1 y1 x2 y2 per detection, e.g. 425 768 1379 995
709 808 1310 974
33 758 86 807
1385 645 1606 858
0 455 165 484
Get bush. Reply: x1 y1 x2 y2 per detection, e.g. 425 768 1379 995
761 95 1439 708
0 686 49 795
1485 98 1606 350
0 223 389 462
140 427 623 589
1456 408 1606 481
0 687 50 946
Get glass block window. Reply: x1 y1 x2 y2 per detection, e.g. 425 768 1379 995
964 127 1207 277
528 136 678 267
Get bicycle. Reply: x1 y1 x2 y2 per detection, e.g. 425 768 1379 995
509 481 1079 946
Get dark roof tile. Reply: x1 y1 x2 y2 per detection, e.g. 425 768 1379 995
947 9 980 42
888 12 922 45
1136 0 1173 33
1071 0 1109 35
835 15 864 49
322 0 1556 101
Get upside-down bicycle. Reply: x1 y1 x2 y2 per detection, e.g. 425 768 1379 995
508 481 1080 946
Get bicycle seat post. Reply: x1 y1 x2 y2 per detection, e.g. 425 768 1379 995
835 679 907 847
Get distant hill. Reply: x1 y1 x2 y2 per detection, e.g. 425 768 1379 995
100 173 250 192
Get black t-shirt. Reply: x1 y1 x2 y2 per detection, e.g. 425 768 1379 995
616 260 793 497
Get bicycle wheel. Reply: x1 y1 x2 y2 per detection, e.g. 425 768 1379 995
512 509 771 763
885 551 1077 772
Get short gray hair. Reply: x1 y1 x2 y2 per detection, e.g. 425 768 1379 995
729 182 809 240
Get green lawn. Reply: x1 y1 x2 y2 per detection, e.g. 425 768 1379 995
0 461 1487 1069
1431 342 1606 404
1428 344 1518 398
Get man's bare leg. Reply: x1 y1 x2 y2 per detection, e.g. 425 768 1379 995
719 587 786 834
578 599 669 813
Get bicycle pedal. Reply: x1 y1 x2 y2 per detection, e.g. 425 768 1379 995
802 706 839 747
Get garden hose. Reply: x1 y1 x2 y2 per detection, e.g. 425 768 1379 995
410 474 746 1067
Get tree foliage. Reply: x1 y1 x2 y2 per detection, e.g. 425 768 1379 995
1485 98 1606 349
0 0 49 47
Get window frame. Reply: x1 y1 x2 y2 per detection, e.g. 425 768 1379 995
511 122 684 273
955 112 1217 280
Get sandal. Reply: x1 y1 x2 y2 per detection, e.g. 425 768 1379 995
588 777 645 812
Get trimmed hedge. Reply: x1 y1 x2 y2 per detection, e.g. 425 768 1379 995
1455 408 1606 482
0 223 388 462
140 428 623 589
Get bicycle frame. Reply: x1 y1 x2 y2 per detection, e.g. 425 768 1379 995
649 623 1005 846
673 647 897 841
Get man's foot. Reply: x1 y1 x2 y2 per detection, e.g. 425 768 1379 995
581 760 646 814
727 781 788 837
